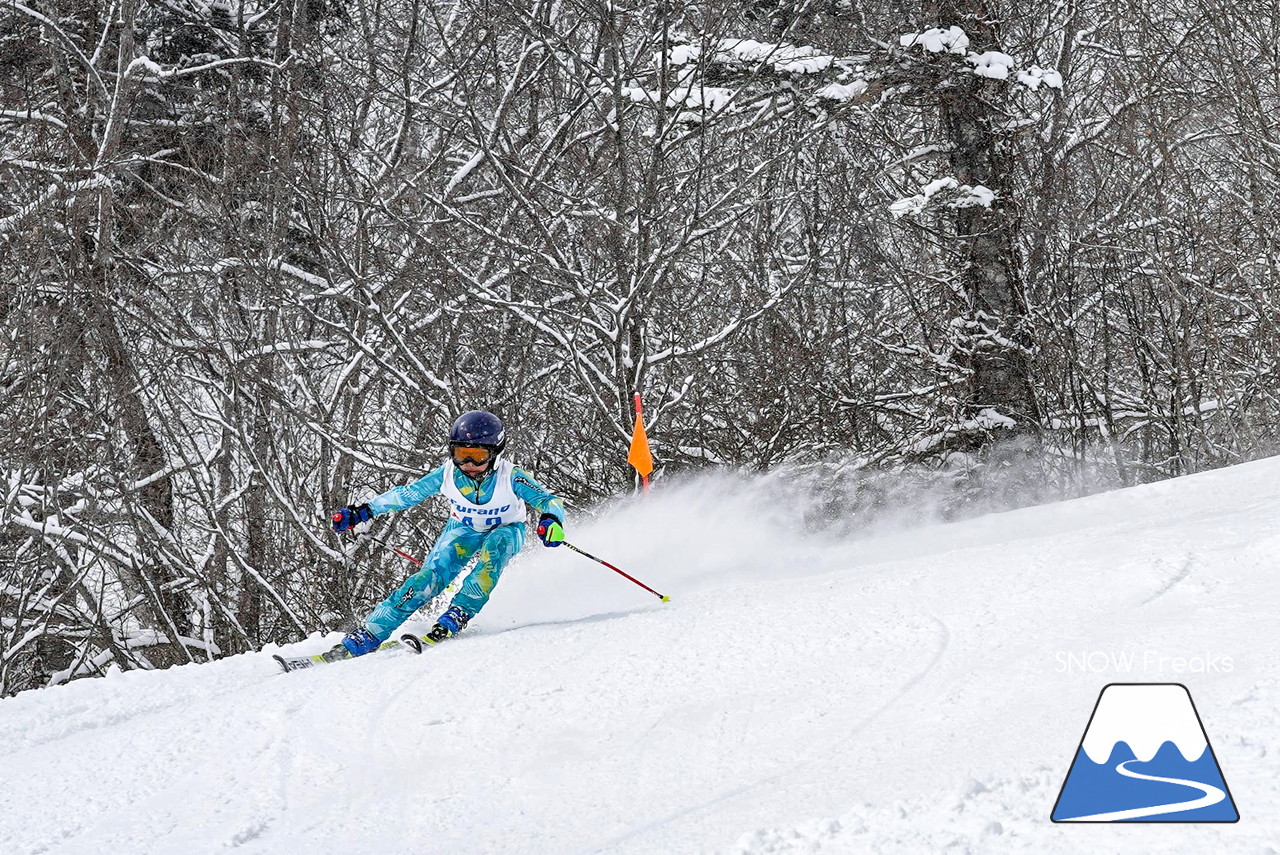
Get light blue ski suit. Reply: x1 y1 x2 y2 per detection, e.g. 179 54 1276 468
358 461 565 641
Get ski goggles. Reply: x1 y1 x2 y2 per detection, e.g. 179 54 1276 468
451 445 494 466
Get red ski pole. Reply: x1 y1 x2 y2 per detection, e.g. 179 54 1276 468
556 538 669 602
374 538 423 567
333 515 424 568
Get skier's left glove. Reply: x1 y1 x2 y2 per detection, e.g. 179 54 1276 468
332 503 373 533
536 514 565 547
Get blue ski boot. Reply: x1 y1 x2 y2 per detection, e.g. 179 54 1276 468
321 627 381 662
428 605 471 642
402 605 471 652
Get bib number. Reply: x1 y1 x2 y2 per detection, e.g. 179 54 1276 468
452 501 512 529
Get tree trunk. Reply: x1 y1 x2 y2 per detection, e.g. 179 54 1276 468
938 0 1041 433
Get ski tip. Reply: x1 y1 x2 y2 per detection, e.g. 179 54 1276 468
272 654 291 673
399 634 424 654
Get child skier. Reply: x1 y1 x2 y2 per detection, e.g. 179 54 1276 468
327 410 566 659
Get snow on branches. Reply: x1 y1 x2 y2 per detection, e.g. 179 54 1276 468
665 38 835 75
899 26 1063 91
622 36 866 123
889 178 997 219
900 26 971 55
886 25 1062 219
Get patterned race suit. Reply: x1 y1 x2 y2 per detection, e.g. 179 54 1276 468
357 458 565 641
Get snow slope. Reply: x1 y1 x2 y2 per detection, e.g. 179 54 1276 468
3 458 1279 854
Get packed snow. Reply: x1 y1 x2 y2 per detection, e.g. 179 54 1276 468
3 456 1280 853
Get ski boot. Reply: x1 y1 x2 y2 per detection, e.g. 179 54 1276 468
401 605 470 653
322 627 381 662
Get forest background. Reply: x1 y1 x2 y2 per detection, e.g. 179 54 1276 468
3 0 1277 694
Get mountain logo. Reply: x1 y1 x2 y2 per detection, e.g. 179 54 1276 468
1051 683 1239 822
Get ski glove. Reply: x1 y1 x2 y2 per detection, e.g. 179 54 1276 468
332 503 374 533
536 514 565 547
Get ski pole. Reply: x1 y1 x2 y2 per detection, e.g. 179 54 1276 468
373 537 424 567
332 516 424 568
559 539 669 602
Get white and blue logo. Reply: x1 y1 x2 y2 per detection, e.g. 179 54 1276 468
1052 683 1238 822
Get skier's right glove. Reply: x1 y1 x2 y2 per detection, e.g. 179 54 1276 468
332 503 373 533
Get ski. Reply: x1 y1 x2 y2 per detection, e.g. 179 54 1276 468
273 627 459 672
398 629 453 654
273 637 409 673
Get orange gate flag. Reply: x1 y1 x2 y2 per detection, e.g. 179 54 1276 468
628 392 654 487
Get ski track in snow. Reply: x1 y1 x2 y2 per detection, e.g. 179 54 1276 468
582 614 952 854
3 461 1280 853
1141 552 1196 606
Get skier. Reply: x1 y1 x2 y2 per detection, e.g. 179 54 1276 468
326 410 566 659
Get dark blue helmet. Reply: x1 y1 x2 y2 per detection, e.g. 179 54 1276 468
449 410 506 454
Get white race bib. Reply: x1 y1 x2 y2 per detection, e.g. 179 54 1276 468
440 459 527 529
